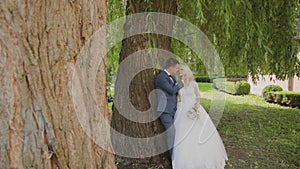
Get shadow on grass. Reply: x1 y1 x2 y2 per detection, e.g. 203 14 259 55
201 97 300 169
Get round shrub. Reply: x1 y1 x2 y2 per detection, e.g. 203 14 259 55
274 92 283 103
214 78 250 95
234 81 250 95
213 78 227 89
224 82 236 94
262 85 283 101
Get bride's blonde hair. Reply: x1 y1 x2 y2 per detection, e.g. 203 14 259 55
180 65 195 81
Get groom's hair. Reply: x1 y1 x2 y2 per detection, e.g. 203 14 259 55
165 58 179 69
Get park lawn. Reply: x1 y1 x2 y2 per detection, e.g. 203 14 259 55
198 82 300 169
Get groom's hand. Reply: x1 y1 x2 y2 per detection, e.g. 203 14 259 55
177 80 184 89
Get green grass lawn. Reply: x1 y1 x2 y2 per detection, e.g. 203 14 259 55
198 82 300 169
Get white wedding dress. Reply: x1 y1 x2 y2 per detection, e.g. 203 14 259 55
172 81 228 169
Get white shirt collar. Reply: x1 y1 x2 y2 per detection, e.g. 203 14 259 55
164 69 171 76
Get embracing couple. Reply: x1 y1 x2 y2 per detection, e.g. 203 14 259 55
155 58 228 169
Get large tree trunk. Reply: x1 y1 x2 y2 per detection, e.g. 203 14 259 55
153 0 177 51
0 0 116 168
111 0 177 168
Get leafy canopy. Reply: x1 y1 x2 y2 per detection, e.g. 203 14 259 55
107 0 300 80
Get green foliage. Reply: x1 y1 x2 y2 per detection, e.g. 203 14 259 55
176 0 299 80
194 74 248 83
108 102 113 112
106 0 126 87
107 0 126 22
262 84 283 93
234 81 251 95
194 75 212 82
212 78 227 89
273 91 300 108
107 89 114 111
200 83 300 168
108 92 114 103
223 81 236 94
263 91 277 102
262 85 300 108
262 85 283 100
115 157 124 165
280 91 300 108
107 1 299 82
213 78 250 95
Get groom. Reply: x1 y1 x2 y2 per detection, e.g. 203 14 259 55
155 58 184 160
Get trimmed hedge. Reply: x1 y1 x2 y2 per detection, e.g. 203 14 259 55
264 91 300 108
194 75 247 83
213 78 250 95
263 91 277 102
262 85 283 100
194 76 212 83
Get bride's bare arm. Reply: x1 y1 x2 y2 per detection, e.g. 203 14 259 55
193 81 201 108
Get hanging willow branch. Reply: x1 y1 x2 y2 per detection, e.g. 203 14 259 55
174 0 299 81
108 0 300 81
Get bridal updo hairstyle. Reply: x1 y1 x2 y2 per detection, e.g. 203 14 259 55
180 65 195 81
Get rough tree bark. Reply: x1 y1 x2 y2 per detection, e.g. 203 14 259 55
111 0 177 168
153 0 177 51
0 0 116 168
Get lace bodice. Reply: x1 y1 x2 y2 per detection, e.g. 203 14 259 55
179 81 201 103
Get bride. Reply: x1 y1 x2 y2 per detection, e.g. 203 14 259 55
172 65 228 169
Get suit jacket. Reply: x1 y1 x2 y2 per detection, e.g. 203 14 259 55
155 70 182 115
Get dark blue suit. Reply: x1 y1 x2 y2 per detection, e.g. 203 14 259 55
155 70 183 159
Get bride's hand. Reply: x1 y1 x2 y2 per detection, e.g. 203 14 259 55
194 102 200 109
